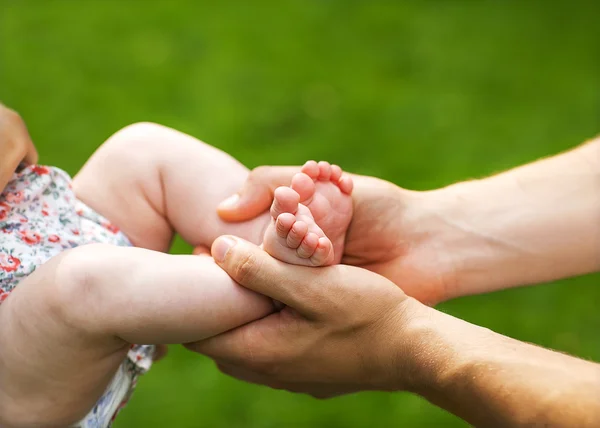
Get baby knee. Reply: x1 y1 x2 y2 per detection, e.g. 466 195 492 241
96 121 185 173
105 121 179 152
111 121 164 141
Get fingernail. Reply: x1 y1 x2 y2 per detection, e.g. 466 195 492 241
212 236 237 263
218 194 240 210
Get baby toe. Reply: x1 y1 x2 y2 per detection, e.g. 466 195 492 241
330 164 343 182
301 160 320 179
317 161 332 181
311 237 334 266
276 213 296 238
286 220 309 249
338 174 354 195
296 232 319 259
291 172 316 203
271 186 300 219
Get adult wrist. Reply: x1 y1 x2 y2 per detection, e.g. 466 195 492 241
382 297 466 393
419 178 531 299
396 299 489 405
395 296 600 427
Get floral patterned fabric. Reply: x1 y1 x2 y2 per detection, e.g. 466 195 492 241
0 165 154 427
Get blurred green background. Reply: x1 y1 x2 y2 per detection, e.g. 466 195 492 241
1 0 599 426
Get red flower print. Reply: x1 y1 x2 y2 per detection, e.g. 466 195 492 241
41 210 49 217
31 165 50 175
76 209 84 216
48 235 61 243
72 229 80 236
0 202 10 221
5 191 25 204
0 254 21 273
19 217 28 223
18 230 42 245
102 221 120 234
0 289 10 303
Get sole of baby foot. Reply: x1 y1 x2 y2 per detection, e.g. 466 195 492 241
262 187 335 266
290 160 353 264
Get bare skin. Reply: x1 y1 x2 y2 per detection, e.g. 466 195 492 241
262 161 353 266
186 137 600 426
187 230 600 428
0 104 38 189
1 105 598 425
0 120 354 426
216 137 600 304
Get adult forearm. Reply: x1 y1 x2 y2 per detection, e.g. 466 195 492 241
403 300 600 427
427 138 600 297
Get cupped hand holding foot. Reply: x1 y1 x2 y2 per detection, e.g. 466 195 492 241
218 161 455 304
217 139 600 304
194 140 600 427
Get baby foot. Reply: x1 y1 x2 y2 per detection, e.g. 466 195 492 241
262 161 353 266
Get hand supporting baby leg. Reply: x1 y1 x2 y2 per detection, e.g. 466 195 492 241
0 244 274 427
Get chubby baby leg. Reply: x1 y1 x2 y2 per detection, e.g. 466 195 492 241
63 244 275 344
0 244 274 427
73 123 271 252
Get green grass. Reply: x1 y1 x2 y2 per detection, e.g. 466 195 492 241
1 1 599 426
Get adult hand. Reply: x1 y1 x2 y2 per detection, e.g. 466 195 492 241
0 104 38 190
217 167 458 305
189 236 600 427
188 236 416 398
216 138 600 304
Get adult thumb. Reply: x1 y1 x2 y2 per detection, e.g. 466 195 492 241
211 235 317 314
217 166 299 222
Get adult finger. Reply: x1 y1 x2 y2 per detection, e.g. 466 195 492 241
215 362 286 389
0 105 37 189
217 166 299 222
22 138 39 165
0 149 22 190
211 236 324 314
214 361 357 398
186 310 301 366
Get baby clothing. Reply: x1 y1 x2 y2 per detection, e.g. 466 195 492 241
0 165 153 427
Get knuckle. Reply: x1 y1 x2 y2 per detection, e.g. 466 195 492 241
232 252 261 284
